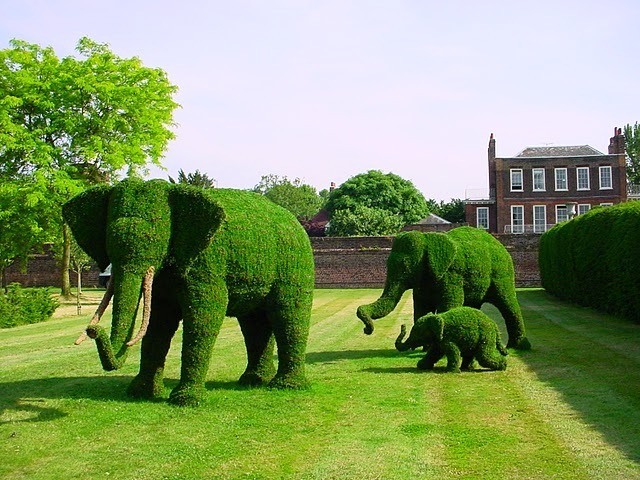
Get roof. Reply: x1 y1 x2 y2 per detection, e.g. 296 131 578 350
415 213 451 225
514 145 604 158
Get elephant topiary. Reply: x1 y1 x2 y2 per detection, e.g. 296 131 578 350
395 307 508 372
357 227 530 350
63 178 314 406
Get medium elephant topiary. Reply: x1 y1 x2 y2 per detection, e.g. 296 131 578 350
357 227 530 350
395 307 508 372
63 179 315 406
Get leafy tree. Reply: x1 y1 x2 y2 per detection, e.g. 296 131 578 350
326 205 404 237
253 174 324 221
0 37 179 295
624 122 640 185
325 170 429 236
429 198 466 223
69 236 92 315
169 169 216 188
0 181 56 292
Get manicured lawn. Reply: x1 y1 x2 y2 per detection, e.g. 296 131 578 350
1 289 640 479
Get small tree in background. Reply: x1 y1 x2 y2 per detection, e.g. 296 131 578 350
69 237 92 315
325 170 429 236
624 122 640 185
169 169 217 188
253 174 324 221
427 198 466 223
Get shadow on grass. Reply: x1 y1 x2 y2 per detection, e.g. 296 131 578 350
512 289 640 464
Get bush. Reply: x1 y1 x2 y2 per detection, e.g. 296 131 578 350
0 283 59 328
539 202 640 322
327 206 405 237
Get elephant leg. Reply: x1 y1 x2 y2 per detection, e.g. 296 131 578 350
476 338 507 371
461 354 476 371
169 282 227 407
489 280 531 350
266 287 311 389
237 312 276 386
128 276 181 399
417 345 443 370
443 342 462 373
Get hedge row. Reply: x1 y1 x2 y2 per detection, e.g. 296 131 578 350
0 283 59 328
539 202 640 322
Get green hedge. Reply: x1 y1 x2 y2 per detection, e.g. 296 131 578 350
539 202 640 321
0 283 59 328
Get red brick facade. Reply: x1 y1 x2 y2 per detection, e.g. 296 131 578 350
465 128 628 234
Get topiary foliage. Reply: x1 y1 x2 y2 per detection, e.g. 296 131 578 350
539 202 640 322
395 306 508 372
63 178 315 406
357 226 530 350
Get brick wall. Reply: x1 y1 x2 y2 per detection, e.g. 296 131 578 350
6 234 542 289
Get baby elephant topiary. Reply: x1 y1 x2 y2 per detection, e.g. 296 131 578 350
395 307 508 373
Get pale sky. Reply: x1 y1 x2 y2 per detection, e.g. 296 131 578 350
2 0 638 200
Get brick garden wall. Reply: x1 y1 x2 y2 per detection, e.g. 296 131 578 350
6 234 542 289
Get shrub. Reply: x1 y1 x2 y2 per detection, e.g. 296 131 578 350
539 202 640 322
0 283 59 328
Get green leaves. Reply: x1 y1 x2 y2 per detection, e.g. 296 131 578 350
624 122 640 185
253 174 324 221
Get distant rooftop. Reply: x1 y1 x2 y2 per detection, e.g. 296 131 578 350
514 145 604 157
415 213 450 225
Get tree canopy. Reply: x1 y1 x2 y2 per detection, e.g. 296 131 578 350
252 174 324 221
169 169 217 188
624 122 640 185
427 198 466 224
0 37 179 294
325 170 429 236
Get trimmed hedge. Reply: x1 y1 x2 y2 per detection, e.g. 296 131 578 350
0 283 59 328
539 202 640 321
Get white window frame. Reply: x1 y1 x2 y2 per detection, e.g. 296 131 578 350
555 168 568 191
600 202 613 207
556 204 569 223
576 167 590 191
532 168 546 192
510 169 523 192
599 166 612 190
533 205 547 233
511 205 524 234
578 204 591 215
476 207 489 230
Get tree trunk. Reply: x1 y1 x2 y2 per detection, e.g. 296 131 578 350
61 224 72 297
76 268 82 315
0 264 6 294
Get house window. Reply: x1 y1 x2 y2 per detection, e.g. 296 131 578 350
555 168 568 191
532 168 545 191
533 205 546 233
556 205 569 223
577 167 590 190
578 204 590 215
599 166 612 189
600 202 613 207
476 207 489 230
510 169 523 192
511 205 524 234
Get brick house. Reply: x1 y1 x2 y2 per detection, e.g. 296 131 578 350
465 128 628 234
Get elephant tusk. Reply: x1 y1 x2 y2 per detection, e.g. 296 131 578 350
75 276 114 345
126 266 155 347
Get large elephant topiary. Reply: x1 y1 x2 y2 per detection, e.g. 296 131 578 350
395 307 508 372
63 179 315 406
357 226 530 350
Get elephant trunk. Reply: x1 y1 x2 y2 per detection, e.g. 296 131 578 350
81 266 155 371
356 282 405 335
395 324 413 351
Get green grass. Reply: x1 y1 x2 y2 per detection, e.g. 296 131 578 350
1 289 640 479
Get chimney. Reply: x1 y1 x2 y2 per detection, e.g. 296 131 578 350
330 182 336 191
488 133 496 198
608 127 625 154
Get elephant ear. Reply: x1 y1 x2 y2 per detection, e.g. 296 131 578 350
62 185 112 271
424 233 457 280
169 185 226 268
426 314 445 342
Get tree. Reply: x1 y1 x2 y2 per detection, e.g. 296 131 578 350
428 198 466 223
326 205 404 237
325 170 429 236
252 174 324 221
169 169 216 188
0 180 57 292
624 122 640 185
0 37 179 295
